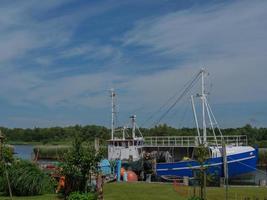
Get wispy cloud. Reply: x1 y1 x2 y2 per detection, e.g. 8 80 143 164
122 0 267 105
0 0 266 128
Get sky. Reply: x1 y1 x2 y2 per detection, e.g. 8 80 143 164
0 0 267 128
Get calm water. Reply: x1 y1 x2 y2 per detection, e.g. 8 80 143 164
13 145 34 160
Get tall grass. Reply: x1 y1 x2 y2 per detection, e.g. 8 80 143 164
2 160 54 196
33 145 70 160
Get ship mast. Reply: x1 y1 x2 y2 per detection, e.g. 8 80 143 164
130 115 136 139
201 69 207 145
110 88 116 140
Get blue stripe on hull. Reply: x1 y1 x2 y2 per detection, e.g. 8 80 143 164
156 150 257 178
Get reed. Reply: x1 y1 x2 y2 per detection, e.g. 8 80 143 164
33 145 70 160
258 149 267 166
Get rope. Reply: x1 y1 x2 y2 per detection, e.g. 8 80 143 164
152 72 201 127
141 70 202 127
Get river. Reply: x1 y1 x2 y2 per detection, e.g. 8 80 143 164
13 144 34 160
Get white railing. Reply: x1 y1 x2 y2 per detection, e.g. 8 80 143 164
144 135 247 147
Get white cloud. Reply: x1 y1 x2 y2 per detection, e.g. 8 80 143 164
0 0 267 127
122 0 267 105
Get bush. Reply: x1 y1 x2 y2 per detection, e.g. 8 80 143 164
60 136 103 196
67 192 97 200
2 160 54 196
188 197 203 200
0 146 14 194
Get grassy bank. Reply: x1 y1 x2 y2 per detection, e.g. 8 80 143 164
1 183 267 200
0 194 57 200
104 183 267 200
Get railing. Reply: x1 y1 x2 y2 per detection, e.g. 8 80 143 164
144 135 247 147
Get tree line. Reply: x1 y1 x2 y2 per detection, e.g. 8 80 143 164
1 124 267 147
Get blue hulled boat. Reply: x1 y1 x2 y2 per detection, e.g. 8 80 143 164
157 146 258 178
156 69 258 178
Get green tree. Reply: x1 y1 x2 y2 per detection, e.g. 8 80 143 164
193 145 210 200
60 135 103 197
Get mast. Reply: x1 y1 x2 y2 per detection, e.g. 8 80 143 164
201 68 207 145
110 88 116 140
130 115 136 139
191 95 201 144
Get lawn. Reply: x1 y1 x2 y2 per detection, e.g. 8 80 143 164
1 183 267 200
104 183 267 200
0 194 57 200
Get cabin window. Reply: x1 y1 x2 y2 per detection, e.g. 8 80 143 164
122 141 128 147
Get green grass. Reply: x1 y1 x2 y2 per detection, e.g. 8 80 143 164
1 183 267 200
0 194 57 200
104 183 267 200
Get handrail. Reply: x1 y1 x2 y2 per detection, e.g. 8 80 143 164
144 135 247 147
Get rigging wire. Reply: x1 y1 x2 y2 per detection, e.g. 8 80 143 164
152 71 202 127
141 70 202 127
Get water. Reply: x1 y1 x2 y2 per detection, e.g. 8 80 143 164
13 145 34 160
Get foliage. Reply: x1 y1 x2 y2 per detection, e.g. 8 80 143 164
193 145 210 164
0 145 15 193
2 124 267 147
67 192 97 200
2 145 14 163
187 197 203 200
192 144 210 200
2 160 54 196
60 136 103 196
0 125 109 144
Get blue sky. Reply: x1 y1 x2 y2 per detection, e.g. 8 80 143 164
0 0 266 128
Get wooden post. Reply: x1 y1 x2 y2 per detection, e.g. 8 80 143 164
96 174 104 200
95 138 100 153
222 142 229 200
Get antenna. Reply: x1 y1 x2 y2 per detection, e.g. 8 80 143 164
130 115 136 139
110 88 116 140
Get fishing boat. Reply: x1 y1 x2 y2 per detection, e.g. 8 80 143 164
156 69 258 178
107 69 258 179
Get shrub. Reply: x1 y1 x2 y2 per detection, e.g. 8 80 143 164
67 192 97 200
188 197 203 200
60 136 103 196
2 160 54 196
0 146 14 193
